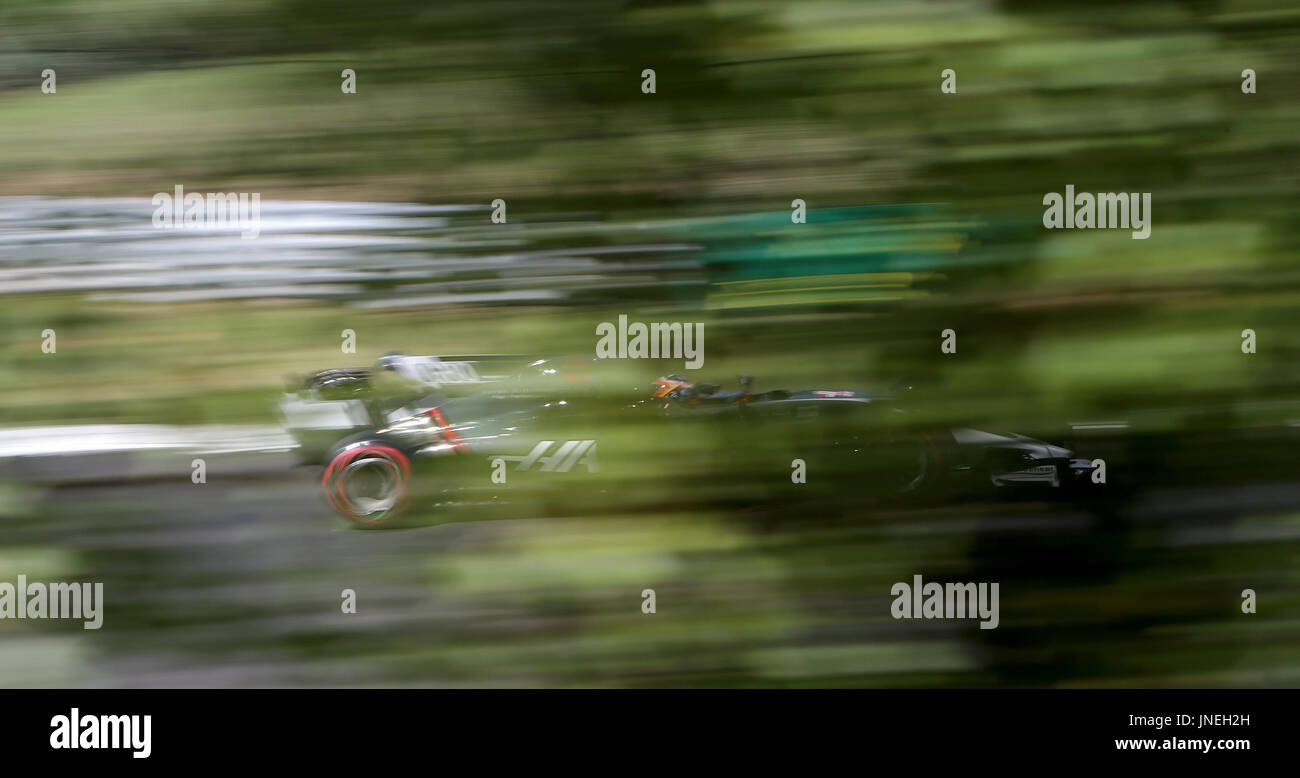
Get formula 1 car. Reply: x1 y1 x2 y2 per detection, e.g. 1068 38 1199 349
280 354 1096 527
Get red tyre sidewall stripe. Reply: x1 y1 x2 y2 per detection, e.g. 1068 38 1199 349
322 444 411 524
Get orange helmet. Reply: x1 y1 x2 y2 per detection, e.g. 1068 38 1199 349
651 373 694 399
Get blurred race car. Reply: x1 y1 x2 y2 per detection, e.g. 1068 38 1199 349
278 351 525 464
280 355 1096 527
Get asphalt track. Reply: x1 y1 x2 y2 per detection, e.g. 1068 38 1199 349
2 428 1297 687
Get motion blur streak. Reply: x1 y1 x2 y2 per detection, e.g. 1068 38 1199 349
0 0 1297 687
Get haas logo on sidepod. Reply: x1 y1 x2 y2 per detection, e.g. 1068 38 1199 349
499 440 598 473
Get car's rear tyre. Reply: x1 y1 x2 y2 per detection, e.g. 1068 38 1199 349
860 433 940 503
322 444 411 527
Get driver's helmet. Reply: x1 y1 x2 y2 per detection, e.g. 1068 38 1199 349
376 351 406 372
651 373 694 400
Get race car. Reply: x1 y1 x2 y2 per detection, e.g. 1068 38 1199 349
280 355 1096 527
278 352 528 464
641 373 1095 491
